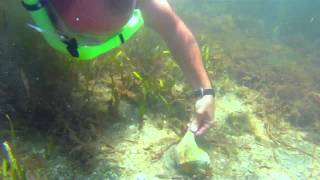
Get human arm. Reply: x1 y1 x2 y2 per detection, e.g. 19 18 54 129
138 0 215 135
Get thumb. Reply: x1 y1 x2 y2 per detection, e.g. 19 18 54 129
189 117 199 132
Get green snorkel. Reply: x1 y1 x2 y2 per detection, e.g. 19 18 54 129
21 0 144 60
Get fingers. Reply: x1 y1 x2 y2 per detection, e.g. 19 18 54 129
192 95 215 136
189 119 199 132
195 110 213 136
195 120 212 136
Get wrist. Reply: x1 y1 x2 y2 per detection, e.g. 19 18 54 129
191 74 212 89
190 88 215 99
192 81 212 90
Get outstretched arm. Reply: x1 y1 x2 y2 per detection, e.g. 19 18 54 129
139 0 215 136
138 0 211 89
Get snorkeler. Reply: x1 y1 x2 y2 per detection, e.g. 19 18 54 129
21 0 215 136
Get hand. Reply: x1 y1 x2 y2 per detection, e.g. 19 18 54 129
189 95 215 136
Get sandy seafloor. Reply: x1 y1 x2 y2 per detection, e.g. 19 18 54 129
13 81 320 179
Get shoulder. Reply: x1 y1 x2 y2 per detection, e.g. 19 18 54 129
137 0 170 13
137 0 168 7
137 0 178 29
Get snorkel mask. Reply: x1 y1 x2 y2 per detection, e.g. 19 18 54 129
21 0 144 60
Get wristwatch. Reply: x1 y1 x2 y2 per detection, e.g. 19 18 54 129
190 88 215 98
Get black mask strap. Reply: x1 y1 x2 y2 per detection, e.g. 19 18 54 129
61 36 80 58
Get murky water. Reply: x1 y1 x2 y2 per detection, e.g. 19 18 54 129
0 0 319 179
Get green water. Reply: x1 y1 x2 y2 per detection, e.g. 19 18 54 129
0 0 320 179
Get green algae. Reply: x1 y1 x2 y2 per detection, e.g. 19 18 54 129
1 141 25 180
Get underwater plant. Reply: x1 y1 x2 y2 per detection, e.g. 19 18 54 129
5 115 16 143
1 141 25 180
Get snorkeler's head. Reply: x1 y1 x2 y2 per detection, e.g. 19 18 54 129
49 0 136 35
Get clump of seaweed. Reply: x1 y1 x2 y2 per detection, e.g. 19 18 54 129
226 112 252 136
1 141 25 180
226 111 269 142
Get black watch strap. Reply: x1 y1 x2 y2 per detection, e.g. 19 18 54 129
191 88 215 98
